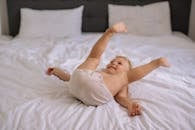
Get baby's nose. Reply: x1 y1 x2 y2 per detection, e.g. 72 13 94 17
112 61 117 65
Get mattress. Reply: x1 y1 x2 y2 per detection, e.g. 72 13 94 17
0 33 195 130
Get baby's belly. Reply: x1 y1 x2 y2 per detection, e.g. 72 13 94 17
103 77 127 96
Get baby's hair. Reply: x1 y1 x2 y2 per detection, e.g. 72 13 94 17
115 55 132 69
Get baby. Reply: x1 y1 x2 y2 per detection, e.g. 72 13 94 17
46 22 170 117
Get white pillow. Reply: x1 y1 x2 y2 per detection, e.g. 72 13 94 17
18 6 83 38
109 2 172 36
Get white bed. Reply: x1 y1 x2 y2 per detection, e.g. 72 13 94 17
0 32 195 129
2 0 195 129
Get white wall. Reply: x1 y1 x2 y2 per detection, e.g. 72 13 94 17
0 0 9 35
189 0 195 41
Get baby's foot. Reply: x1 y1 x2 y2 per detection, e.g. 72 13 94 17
46 67 55 75
158 57 171 67
110 22 128 33
127 102 141 117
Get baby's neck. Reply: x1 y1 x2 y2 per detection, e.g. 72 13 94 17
101 69 116 75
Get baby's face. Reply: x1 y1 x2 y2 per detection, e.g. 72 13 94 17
105 57 130 74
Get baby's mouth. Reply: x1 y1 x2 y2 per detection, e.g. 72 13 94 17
108 66 116 70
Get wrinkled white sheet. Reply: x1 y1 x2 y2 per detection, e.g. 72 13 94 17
0 33 195 130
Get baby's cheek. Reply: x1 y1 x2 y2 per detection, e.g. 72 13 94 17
118 68 125 72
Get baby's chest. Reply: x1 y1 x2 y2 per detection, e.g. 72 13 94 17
103 75 128 87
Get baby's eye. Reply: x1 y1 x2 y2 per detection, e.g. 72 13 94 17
118 62 122 65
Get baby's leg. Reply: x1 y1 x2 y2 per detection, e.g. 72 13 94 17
128 57 170 82
46 67 70 81
115 85 141 116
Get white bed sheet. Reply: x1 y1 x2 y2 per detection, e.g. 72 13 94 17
0 33 195 130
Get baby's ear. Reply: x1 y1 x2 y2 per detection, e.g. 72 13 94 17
124 26 128 33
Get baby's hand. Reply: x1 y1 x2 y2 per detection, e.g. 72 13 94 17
127 102 141 117
46 67 55 75
158 57 171 67
110 22 128 33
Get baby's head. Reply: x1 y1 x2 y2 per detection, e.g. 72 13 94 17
105 55 132 74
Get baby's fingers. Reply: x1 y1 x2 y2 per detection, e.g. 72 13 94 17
130 108 136 116
135 104 142 115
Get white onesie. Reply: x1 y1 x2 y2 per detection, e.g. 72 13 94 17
69 69 113 106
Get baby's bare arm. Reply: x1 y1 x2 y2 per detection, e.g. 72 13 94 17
127 57 170 83
115 85 141 116
115 93 132 108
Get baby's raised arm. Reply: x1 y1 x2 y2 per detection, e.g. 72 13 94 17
127 57 170 83
78 22 127 70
